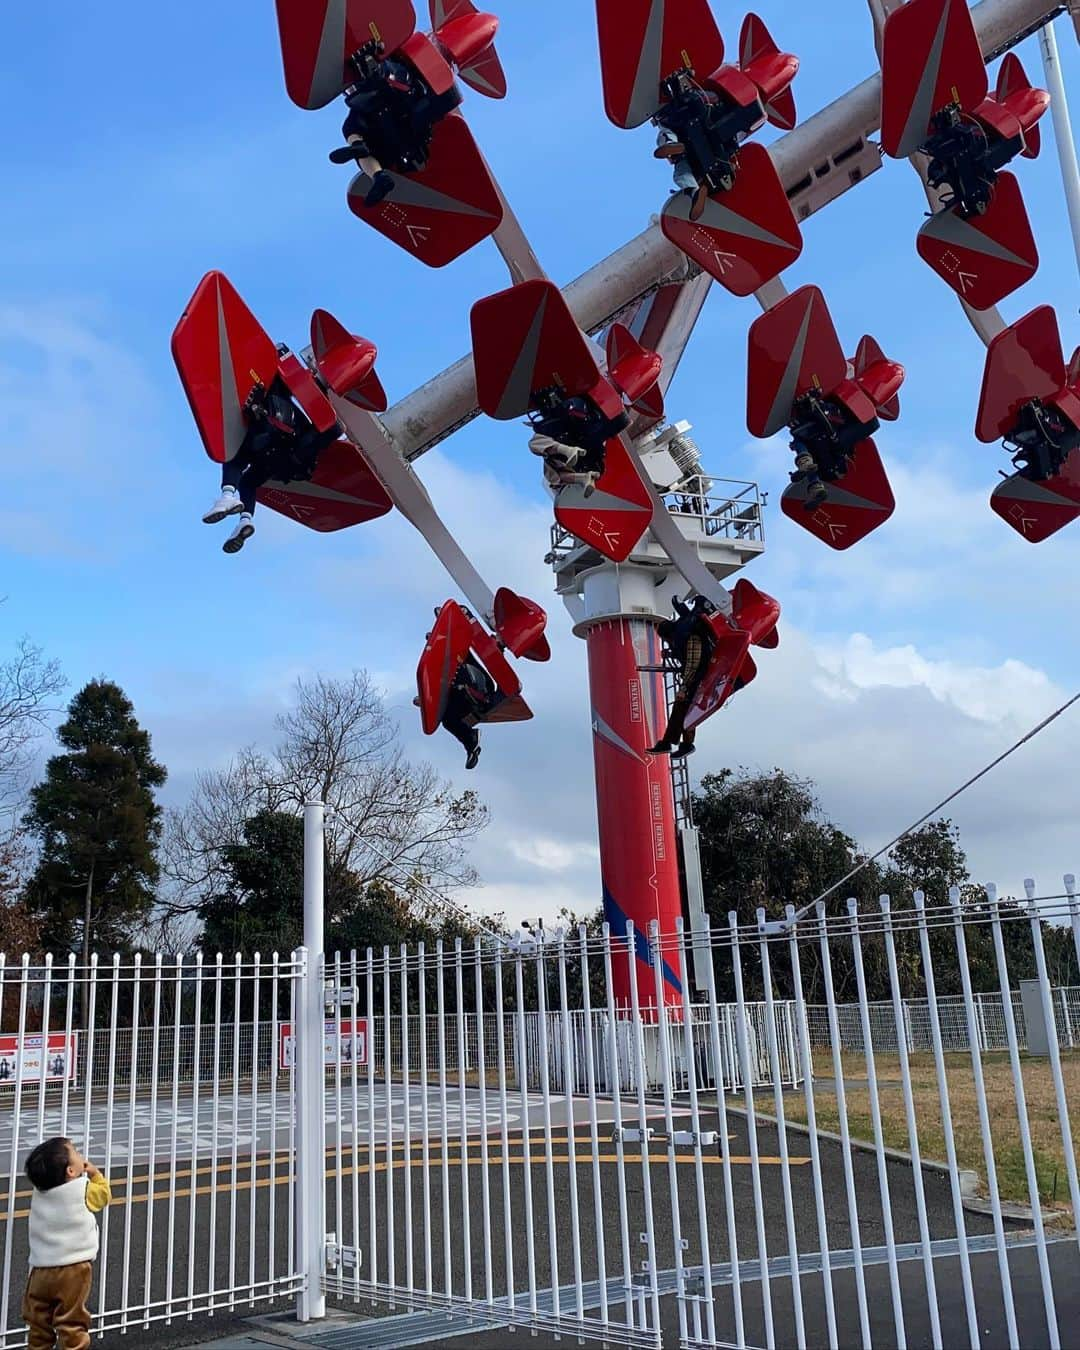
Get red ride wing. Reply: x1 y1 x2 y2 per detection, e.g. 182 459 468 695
310 309 388 412
596 0 727 129
746 285 847 438
880 0 989 158
171 271 279 466
257 439 392 533
471 279 605 419
991 461 1080 542
661 143 802 297
730 578 781 647
493 589 551 662
275 0 417 109
417 602 475 734
553 438 654 563
781 439 895 549
917 173 1038 310
975 306 1066 442
684 626 754 733
347 114 503 267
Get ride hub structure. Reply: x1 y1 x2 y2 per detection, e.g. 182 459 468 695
173 0 1080 1010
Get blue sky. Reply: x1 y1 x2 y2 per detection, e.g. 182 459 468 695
2 1 1079 922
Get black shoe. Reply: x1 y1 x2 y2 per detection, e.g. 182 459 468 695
648 742 673 756
364 170 395 207
803 480 829 510
671 742 696 760
465 745 481 771
330 143 365 165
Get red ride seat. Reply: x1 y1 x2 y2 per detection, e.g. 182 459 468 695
417 601 532 735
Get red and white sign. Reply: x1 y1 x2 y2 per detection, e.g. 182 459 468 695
278 1019 368 1071
0 1033 77 1086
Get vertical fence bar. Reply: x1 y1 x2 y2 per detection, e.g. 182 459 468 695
815 902 871 1348
533 936 560 1319
625 922 662 1340
365 948 377 1299
555 931 585 1328
208 953 224 1312
453 939 472 1306
700 917 746 1349
143 953 165 1326
578 926 609 1330
601 926 637 1335
649 923 689 1349
435 941 451 1301
784 907 837 1349
120 953 143 1330
1066 875 1080 972
382 946 395 1300
847 899 906 1350
880 897 940 1347
911 893 979 1348
60 953 77 1137
82 954 99 1163
493 943 516 1318
985 885 1058 1348
418 945 433 1300
1024 880 1080 1264
228 953 242 1310
729 913 775 1350
949 887 1019 1346
474 937 495 1310
296 799 327 1323
513 942 538 1318
332 950 344 1295
0 955 30 1336
187 954 204 1316
269 953 281 1297
675 921 717 1347
756 911 807 1348
347 951 360 1299
35 954 53 1150
249 953 262 1306
400 944 414 1301
164 954 183 1324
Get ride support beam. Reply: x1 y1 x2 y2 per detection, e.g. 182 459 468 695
381 0 1067 460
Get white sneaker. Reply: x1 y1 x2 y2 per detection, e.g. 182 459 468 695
223 514 255 554
203 488 243 525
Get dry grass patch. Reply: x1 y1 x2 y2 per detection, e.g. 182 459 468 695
762 1050 1080 1214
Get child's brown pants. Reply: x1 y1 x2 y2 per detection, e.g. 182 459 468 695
22 1263 92 1350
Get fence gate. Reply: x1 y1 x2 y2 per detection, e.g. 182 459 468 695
312 879 1080 1350
317 932 680 1347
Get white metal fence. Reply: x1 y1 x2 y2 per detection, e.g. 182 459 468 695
803 986 1080 1055
0 951 305 1347
1 854 1079 1348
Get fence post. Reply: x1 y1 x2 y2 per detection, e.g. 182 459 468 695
296 801 327 1323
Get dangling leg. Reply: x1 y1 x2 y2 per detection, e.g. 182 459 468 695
330 107 396 205
442 708 482 770
223 464 267 556
655 128 707 221
202 456 247 525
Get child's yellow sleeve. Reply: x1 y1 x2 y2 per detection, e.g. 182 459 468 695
85 1175 111 1213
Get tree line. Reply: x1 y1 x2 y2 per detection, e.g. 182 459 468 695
0 627 1074 1015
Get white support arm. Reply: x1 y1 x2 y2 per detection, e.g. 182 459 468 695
329 396 500 628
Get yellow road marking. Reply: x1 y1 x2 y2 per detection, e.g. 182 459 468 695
0 1151 810 1222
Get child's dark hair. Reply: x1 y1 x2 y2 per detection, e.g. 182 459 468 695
25 1137 73 1192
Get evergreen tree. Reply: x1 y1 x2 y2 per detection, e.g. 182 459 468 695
24 680 166 967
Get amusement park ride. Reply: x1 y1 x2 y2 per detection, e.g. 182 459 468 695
172 0 1080 1005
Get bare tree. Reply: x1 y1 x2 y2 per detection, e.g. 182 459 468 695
0 633 65 810
161 672 488 917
